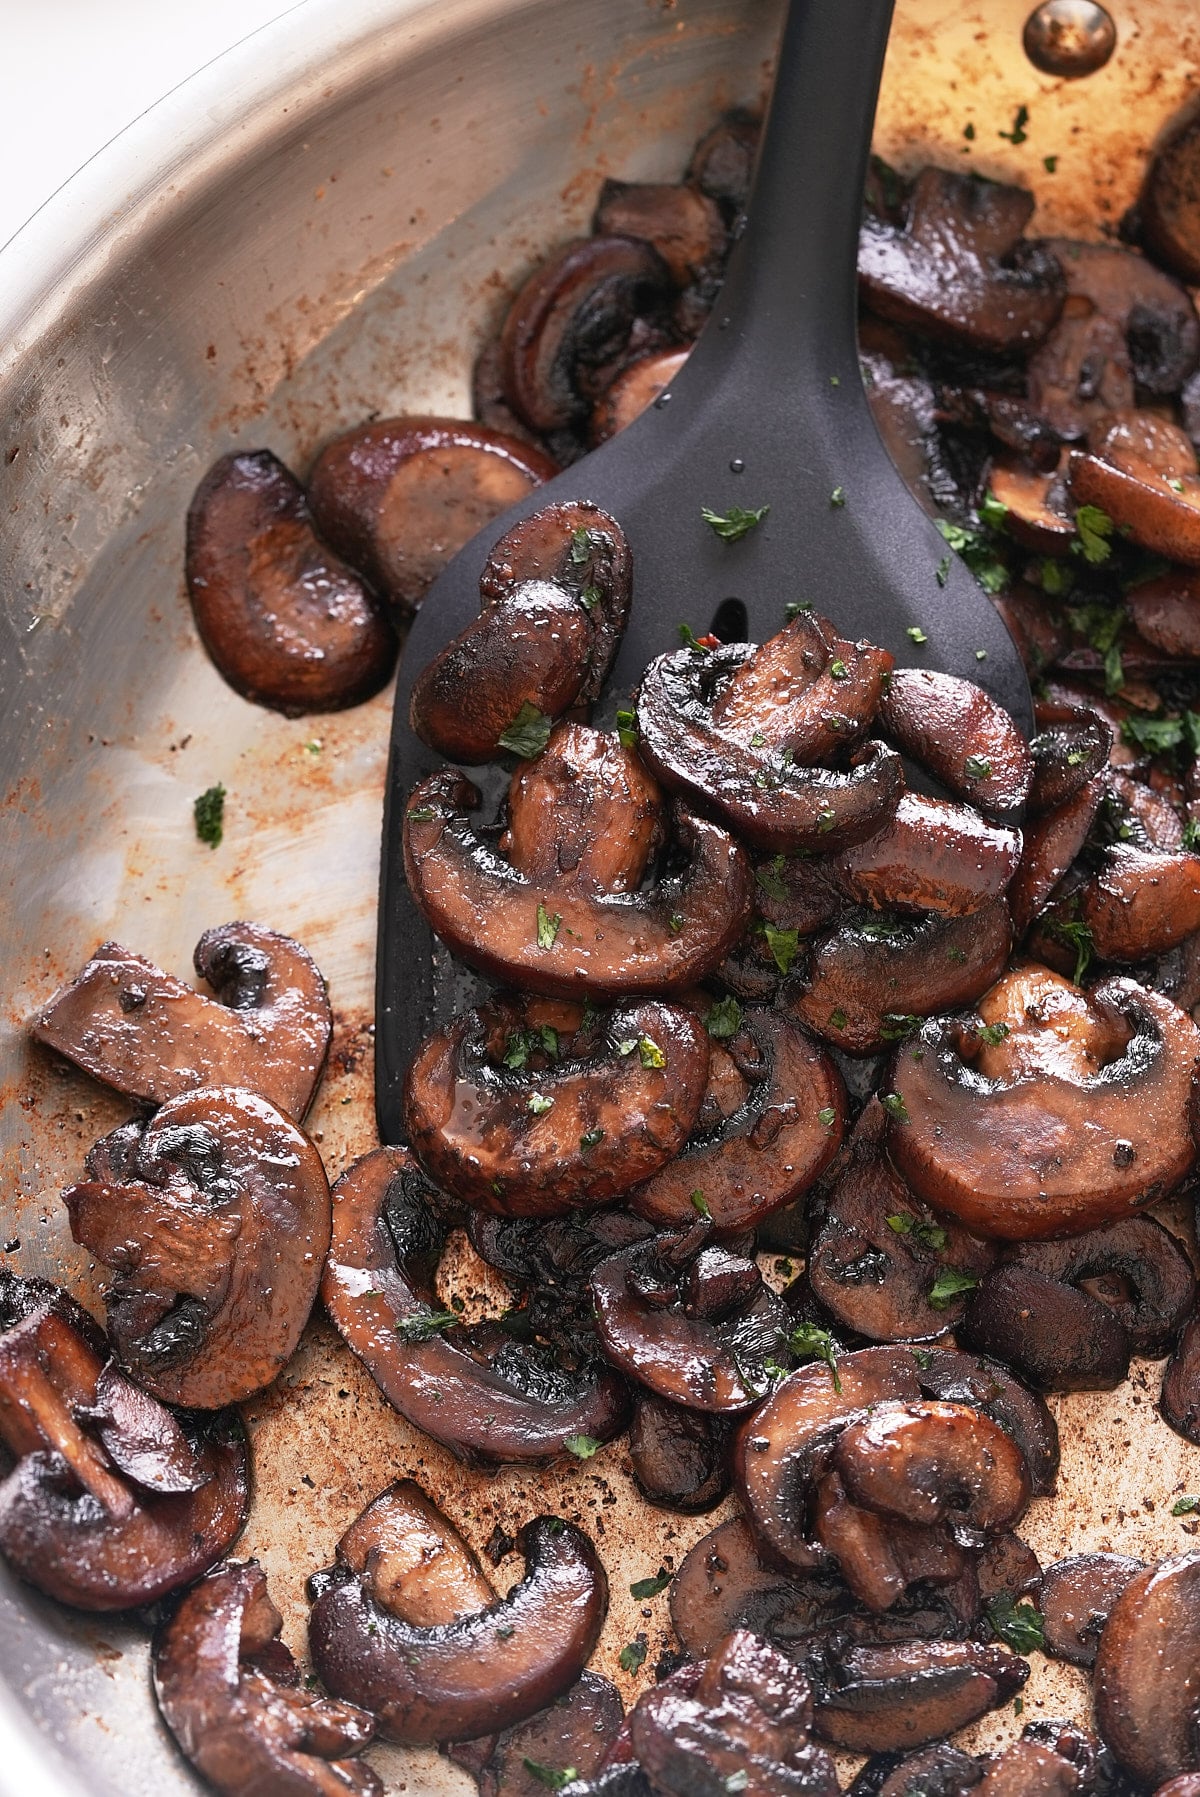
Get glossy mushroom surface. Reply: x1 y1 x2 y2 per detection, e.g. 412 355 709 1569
32 921 331 1120
877 669 1032 822
809 1637 1029 1753
1040 1553 1147 1668
1094 1552 1200 1786
828 795 1021 918
64 1085 332 1407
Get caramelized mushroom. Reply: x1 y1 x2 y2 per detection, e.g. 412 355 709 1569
878 670 1032 823
627 1629 839 1796
593 180 727 290
501 724 664 894
1143 115 1200 285
813 1468 966 1613
1028 704 1113 815
909 1347 1060 1500
403 770 751 998
321 1146 629 1463
1072 416 1200 565
1040 1553 1146 1667
1161 1308 1200 1446
1094 1553 1200 1786
828 795 1021 918
154 1560 381 1796
988 452 1076 556
499 236 672 431
628 1391 729 1512
590 348 690 444
447 1670 624 1796
409 502 632 763
635 623 904 853
810 1637 1029 1753
788 902 1012 1055
1126 570 1200 659
686 110 760 212
306 416 556 613
0 1273 249 1610
403 995 709 1217
887 969 1200 1239
833 1402 1030 1540
591 1227 789 1413
308 1484 607 1744
1006 774 1105 936
669 1516 850 1661
848 1743 983 1795
64 1084 332 1407
630 1009 845 1231
858 168 1064 354
185 450 396 714
1077 845 1200 960
32 921 331 1120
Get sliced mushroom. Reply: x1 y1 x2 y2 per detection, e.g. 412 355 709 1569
627 1629 839 1797
1104 771 1186 853
1040 1553 1147 1668
499 236 672 431
847 1743 984 1795
185 449 396 714
591 1227 789 1413
501 724 665 893
887 970 1200 1239
978 1731 1087 1795
64 1084 332 1407
403 770 752 998
447 1670 624 1797
833 1402 1030 1542
963 1266 1129 1394
409 502 632 763
1094 1553 1200 1786
909 1347 1060 1500
814 1468 966 1613
686 110 760 212
1006 774 1105 936
1072 418 1200 566
1162 1308 1200 1446
736 1346 922 1571
1126 570 1200 659
1013 1217 1193 1356
593 180 727 290
635 627 904 853
1077 845 1200 960
320 1146 629 1463
669 1516 852 1661
629 1009 845 1231
308 1484 607 1744
628 1392 729 1512
977 1532 1043 1607
1028 705 1114 815
403 995 709 1217
858 168 1065 354
154 1560 381 1796
590 348 690 444
31 921 331 1120
828 795 1021 918
988 452 1076 556
810 1636 1029 1753
1143 115 1200 285
992 585 1071 681
0 1275 249 1610
306 416 556 614
787 901 1012 1055
878 670 1032 823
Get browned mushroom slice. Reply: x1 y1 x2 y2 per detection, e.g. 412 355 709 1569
963 1265 1130 1394
320 1146 629 1463
1039 1553 1146 1668
887 970 1200 1239
1028 704 1113 815
686 110 761 212
988 452 1077 556
590 347 690 444
813 1468 965 1614
0 1277 249 1611
64 1084 331 1408
1094 1553 1200 1786
1126 570 1200 659
403 996 709 1217
308 1484 607 1745
306 416 556 614
1105 771 1186 853
593 180 728 290
977 1533 1042 1608
1071 423 1200 566
31 920 331 1120
858 168 1064 354
803 1101 996 1341
630 1009 845 1231
1143 115 1200 284
878 669 1031 823
811 1637 1029 1753
708 613 890 753
185 450 396 714
992 585 1070 682
1007 774 1105 936
1017 1217 1194 1355
471 334 555 452
847 1743 984 1795
403 771 751 999
1076 845 1200 960
627 1629 839 1797
1162 1309 1200 1446
628 1392 729 1512
591 1228 789 1413
501 724 664 893
829 795 1021 918
911 1348 1060 1500
788 901 1012 1055
977 1728 1091 1795
670 1516 850 1663
154 1560 381 1796
499 236 672 432
736 1346 922 1571
833 1402 1031 1541
447 1670 624 1796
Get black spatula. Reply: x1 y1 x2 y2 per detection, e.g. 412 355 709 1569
374 0 1032 1137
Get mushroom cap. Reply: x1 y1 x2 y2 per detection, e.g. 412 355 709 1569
828 794 1021 918
1094 1552 1200 1785
877 668 1032 823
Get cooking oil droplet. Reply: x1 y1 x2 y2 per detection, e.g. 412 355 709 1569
730 457 745 474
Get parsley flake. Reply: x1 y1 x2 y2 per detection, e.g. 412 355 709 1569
580 1128 604 1151
829 1007 848 1031
536 904 561 949
936 555 951 587
406 805 436 823
882 1092 910 1124
619 1637 648 1675
193 784 226 849
614 708 639 749
1048 916 1094 985
998 103 1030 145
986 1591 1045 1653
701 503 770 542
1173 1495 1200 1516
830 486 847 508
565 1434 600 1459
527 1092 554 1115
929 1268 980 1310
630 1569 671 1600
570 526 592 564
787 1322 842 1394
638 1035 666 1069
907 625 928 645
395 1309 458 1341
690 1190 712 1218
818 1105 837 1130
964 754 993 780
706 996 744 1040
977 1021 1010 1046
1073 503 1116 566
499 702 552 759
761 923 800 975
523 1759 578 1791
755 855 788 902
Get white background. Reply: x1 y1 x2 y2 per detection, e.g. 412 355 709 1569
0 0 300 251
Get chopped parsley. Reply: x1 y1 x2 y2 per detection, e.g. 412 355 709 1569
998 103 1030 145
986 1591 1045 1653
678 622 712 650
395 1309 458 1341
964 754 993 781
701 503 770 542
619 1637 648 1675
1039 556 1073 596
828 1007 848 1031
579 585 602 612
193 784 226 849
1043 154 1058 173
817 1105 837 1130
936 518 1009 594
565 1434 600 1459
979 490 1010 531
929 1268 980 1310
1185 820 1200 852
637 1035 666 1068
580 1128 605 1151
1173 1495 1200 1516
1068 601 1125 695
882 1092 910 1124
1120 710 1200 756
830 486 847 508
503 1025 558 1068
907 625 929 645
829 659 849 680
761 923 800 975
936 555 951 587
523 1759 579 1791
630 1569 671 1600
887 1213 948 1251
536 903 561 949
690 1190 712 1218
527 1092 554 1116
977 1021 1010 1046
570 526 592 564
1048 916 1095 986
786 1322 842 1394
614 707 638 749
706 996 744 1040
499 702 552 759
755 855 788 902
880 1013 921 1041
1073 503 1116 566
406 805 436 823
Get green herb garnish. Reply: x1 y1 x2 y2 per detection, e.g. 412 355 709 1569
830 486 847 508
986 1591 1045 1653
786 1322 842 1394
882 1092 910 1124
1173 1495 1200 1515
193 784 226 849
499 702 552 759
565 1434 600 1459
523 1759 578 1791
536 903 561 949
964 754 993 780
614 707 638 749
1074 503 1116 565
580 1128 604 1150
690 1190 711 1218
936 518 1009 593
755 855 788 902
1048 916 1094 986
701 503 770 542
527 1092 554 1115
761 923 800 975
638 1035 666 1068
828 1007 848 1031
396 1309 458 1341
817 1106 837 1130
907 625 928 644
998 103 1030 145
619 1637 648 1674
880 1013 920 1041
929 1268 980 1310
936 555 951 587
706 996 744 1040
977 1021 1009 1046
630 1569 671 1600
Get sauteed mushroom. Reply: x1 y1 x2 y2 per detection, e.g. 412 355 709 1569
308 1483 607 1744
1006 775 1105 936
501 724 664 894
847 1742 983 1795
834 1402 1031 1538
1076 844 1200 960
0 1273 249 1610
64 1084 332 1407
887 968 1200 1239
1143 115 1200 285
403 770 751 998
185 449 396 714
447 1669 624 1796
809 1636 1029 1753
686 109 760 212
1161 1309 1200 1446
591 348 690 444
669 1515 848 1660
403 995 709 1216
1028 704 1113 816
878 670 1032 822
910 1347 1060 1500
1072 414 1200 566
1040 1553 1147 1668
1126 570 1200 659
987 452 1076 557
32 921 331 1120
1094 1552 1200 1786
154 1560 382 1796
321 1146 630 1462
306 416 555 613
409 502 632 762
812 1468 966 1614
630 1008 845 1231
593 180 727 291
858 168 1065 353
829 795 1021 918
628 1393 729 1512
